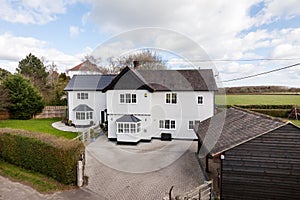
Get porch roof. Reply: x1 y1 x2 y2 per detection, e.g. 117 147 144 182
116 115 141 123
72 104 94 111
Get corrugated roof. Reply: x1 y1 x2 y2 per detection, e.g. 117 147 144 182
116 115 141 123
194 107 287 157
67 60 101 72
138 69 217 91
64 74 115 91
73 104 94 111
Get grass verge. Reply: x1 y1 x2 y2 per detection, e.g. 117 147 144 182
0 159 76 193
0 118 77 139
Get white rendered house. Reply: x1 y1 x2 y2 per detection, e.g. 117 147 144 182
64 74 115 127
103 66 217 143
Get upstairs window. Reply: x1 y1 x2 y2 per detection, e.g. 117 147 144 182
188 120 201 130
166 93 177 104
77 93 88 100
198 96 203 104
120 93 137 104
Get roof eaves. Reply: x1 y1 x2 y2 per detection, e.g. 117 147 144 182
210 119 289 157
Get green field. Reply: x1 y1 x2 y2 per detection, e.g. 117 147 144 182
216 94 300 106
0 118 77 139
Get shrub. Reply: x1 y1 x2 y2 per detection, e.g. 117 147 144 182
234 104 294 109
0 128 84 185
249 109 291 118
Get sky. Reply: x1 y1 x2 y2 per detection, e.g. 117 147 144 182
0 0 300 87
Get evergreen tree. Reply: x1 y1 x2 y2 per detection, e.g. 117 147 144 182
3 74 45 119
17 53 49 100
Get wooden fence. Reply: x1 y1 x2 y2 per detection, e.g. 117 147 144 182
0 110 10 120
72 124 102 146
163 180 213 200
33 106 67 119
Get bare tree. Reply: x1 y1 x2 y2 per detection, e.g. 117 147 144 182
118 49 167 70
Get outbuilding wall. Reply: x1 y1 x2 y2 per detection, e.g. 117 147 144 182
221 123 300 200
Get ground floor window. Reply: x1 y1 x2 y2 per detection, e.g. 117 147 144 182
76 112 93 120
188 120 201 130
159 120 176 130
117 122 141 134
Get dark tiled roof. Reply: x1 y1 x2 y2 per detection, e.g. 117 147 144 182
73 104 94 111
116 115 141 123
67 60 101 72
194 107 287 156
103 67 154 92
64 74 115 91
138 69 217 91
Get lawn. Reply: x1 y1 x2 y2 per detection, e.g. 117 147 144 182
290 120 300 127
0 118 77 139
216 94 300 106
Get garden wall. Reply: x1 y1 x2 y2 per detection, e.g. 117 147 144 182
33 106 67 119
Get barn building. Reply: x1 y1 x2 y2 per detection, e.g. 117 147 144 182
194 107 300 200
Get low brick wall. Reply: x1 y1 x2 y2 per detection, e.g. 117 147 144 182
33 106 67 119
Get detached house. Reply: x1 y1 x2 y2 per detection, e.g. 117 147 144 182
65 66 217 143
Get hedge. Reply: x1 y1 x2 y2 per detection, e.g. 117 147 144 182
233 105 295 109
0 128 85 185
249 109 291 118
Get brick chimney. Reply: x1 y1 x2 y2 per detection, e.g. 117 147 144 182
133 60 139 69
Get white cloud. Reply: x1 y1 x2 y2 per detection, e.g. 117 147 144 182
0 0 79 24
255 0 300 25
0 33 83 73
69 26 84 38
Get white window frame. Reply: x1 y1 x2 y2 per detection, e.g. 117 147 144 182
188 120 201 130
77 92 88 100
86 112 93 120
159 120 176 130
197 95 204 105
117 122 141 134
119 93 137 104
120 94 125 103
76 111 93 120
166 93 177 104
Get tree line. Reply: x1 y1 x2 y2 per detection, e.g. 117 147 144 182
0 53 70 119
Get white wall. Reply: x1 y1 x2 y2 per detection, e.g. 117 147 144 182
106 90 152 140
150 91 214 139
106 90 151 115
107 90 215 141
67 91 106 126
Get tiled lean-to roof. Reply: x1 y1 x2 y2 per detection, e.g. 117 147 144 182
194 107 288 156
